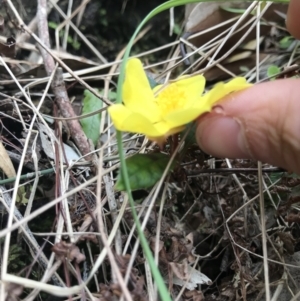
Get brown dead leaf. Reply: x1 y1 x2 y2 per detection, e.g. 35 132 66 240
78 213 94 232
278 175 300 188
97 283 119 301
52 241 86 263
183 290 205 301
183 290 204 301
220 285 236 301
5 283 23 301
0 140 16 179
169 260 189 281
285 212 300 223
149 237 164 253
169 259 212 290
184 3 288 80
169 236 191 262
0 36 15 58
277 231 295 255
185 2 220 34
278 195 300 216
79 233 98 244
113 254 147 299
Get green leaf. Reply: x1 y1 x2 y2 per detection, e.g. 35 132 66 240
267 65 280 80
115 153 174 191
107 90 117 101
48 21 58 29
80 89 103 146
279 36 293 49
173 23 181 35
269 172 285 183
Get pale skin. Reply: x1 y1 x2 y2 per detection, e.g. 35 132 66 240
196 0 300 174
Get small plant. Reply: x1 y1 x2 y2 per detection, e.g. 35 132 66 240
267 64 280 80
0 239 26 273
48 21 81 50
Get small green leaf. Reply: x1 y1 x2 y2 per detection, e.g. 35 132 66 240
173 23 181 35
107 90 117 101
269 172 285 184
115 153 174 191
267 65 280 80
279 36 293 49
80 89 103 146
48 21 58 29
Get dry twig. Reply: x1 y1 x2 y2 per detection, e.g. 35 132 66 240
36 0 93 161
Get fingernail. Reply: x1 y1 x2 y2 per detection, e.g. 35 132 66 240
196 115 250 158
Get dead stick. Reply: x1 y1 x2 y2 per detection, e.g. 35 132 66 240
36 0 92 161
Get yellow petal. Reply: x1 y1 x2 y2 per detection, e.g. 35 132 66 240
108 104 169 137
154 75 206 109
122 58 160 122
226 77 251 87
148 125 186 144
151 120 180 137
165 99 211 127
206 77 252 106
173 75 206 107
108 104 131 130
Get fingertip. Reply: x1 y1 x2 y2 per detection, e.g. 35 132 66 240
196 79 300 173
196 114 251 159
286 0 300 40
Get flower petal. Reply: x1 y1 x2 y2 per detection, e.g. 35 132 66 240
123 58 160 122
165 97 211 127
174 75 206 106
108 104 169 137
153 75 206 109
206 77 252 106
148 125 185 145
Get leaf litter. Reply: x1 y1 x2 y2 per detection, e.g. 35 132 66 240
0 1 299 301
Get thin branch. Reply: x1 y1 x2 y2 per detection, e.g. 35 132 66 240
36 0 93 161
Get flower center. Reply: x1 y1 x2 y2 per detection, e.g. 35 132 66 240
156 85 186 116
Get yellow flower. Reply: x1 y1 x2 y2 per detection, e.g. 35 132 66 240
108 58 252 138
